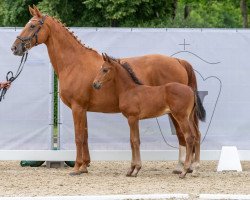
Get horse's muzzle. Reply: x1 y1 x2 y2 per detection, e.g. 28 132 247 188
92 82 102 90
11 44 25 56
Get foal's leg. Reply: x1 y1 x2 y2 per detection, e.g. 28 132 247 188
70 105 89 175
126 116 142 177
189 119 201 177
170 114 187 174
174 117 195 178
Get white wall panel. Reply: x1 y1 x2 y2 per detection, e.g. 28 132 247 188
59 28 250 150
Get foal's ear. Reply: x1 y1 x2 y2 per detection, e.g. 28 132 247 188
105 53 112 63
29 5 36 16
102 53 107 61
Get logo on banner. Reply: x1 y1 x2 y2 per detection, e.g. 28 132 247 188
166 38 222 145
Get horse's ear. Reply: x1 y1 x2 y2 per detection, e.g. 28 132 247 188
33 5 42 18
29 5 36 16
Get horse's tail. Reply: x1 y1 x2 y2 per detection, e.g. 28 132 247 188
178 59 206 122
194 90 206 122
178 59 197 91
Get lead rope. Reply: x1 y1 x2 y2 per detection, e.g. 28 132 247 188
0 52 28 102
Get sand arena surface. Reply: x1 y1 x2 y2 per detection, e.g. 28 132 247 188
0 161 249 198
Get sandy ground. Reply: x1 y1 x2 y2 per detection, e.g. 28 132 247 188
0 161 249 198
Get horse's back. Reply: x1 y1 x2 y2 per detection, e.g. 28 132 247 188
121 54 189 86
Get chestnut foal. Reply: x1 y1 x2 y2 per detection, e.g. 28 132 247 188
93 54 203 178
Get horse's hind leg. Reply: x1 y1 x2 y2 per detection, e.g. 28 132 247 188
126 116 142 177
169 114 187 174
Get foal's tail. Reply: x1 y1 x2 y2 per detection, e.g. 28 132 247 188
194 91 206 122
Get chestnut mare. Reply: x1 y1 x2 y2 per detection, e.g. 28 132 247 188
93 54 204 178
11 5 204 175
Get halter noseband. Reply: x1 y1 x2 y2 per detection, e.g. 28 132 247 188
17 15 46 50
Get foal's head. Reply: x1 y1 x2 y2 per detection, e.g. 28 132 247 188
93 53 117 90
11 5 49 56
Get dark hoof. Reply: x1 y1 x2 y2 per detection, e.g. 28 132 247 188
131 174 138 177
172 169 182 174
126 174 137 177
69 171 84 176
187 168 193 173
79 169 88 173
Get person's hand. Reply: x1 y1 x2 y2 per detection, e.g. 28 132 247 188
0 81 11 89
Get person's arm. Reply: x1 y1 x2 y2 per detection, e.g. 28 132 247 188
0 81 11 89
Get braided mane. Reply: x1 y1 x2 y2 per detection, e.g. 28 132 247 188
50 16 98 53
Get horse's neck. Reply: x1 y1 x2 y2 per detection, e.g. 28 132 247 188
44 17 98 76
114 64 138 95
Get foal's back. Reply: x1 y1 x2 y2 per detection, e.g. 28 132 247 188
119 83 194 120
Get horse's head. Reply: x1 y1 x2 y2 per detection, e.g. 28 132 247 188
11 5 49 56
93 53 116 90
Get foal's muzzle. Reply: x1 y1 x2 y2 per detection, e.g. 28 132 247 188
93 82 102 90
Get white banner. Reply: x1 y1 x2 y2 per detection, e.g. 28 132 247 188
0 29 53 150
59 28 250 150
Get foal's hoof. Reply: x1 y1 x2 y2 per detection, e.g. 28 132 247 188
69 171 84 176
126 167 140 177
172 169 182 174
187 168 193 173
126 173 137 177
179 171 187 179
79 165 88 173
128 170 139 177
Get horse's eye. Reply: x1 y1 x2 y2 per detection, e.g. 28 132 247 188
103 68 108 73
30 24 35 29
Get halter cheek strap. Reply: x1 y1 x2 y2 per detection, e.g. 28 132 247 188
16 15 46 49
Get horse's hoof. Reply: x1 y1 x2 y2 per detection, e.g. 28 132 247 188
187 168 193 173
69 171 84 176
172 169 182 174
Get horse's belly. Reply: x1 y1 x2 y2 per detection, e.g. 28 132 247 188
88 104 120 113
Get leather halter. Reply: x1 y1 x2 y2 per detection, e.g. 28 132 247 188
16 15 46 50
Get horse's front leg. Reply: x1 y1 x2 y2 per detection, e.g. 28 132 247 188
126 116 141 177
70 104 89 175
79 114 91 172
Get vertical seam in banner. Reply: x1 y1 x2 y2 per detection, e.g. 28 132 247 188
50 63 54 150
57 80 61 150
